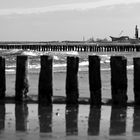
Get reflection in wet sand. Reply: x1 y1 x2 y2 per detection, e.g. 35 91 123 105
38 105 52 133
109 106 127 135
15 103 28 131
65 105 78 135
133 106 140 133
88 106 101 135
0 103 5 131
2 104 140 138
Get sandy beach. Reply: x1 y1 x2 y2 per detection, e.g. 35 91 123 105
1 68 137 139
5 68 134 101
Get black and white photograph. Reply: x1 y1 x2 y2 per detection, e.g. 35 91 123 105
0 0 140 139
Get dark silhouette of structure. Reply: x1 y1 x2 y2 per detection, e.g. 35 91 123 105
135 25 139 39
110 25 140 43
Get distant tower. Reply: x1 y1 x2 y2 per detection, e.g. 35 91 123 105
135 25 139 39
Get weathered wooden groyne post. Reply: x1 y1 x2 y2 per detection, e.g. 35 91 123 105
0 57 6 100
38 55 53 105
66 57 79 104
88 55 101 105
15 56 29 102
133 58 140 105
110 56 128 105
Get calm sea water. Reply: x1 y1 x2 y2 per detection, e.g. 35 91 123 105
1 49 137 73
1 49 140 100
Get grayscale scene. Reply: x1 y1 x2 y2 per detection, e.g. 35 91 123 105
0 0 140 139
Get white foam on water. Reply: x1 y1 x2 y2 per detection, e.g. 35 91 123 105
53 63 66 68
28 64 40 69
100 54 110 64
6 65 16 68
21 51 38 56
3 49 22 54
53 55 59 60
6 69 15 72
79 61 89 66
65 51 79 55
127 65 133 70
101 68 111 71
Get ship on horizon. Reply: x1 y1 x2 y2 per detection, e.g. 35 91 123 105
110 25 140 44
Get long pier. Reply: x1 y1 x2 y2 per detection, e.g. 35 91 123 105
0 42 140 52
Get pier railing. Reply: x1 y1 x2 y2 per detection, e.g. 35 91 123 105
0 55 140 106
0 42 140 52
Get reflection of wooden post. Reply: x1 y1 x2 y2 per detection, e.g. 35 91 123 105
133 107 140 132
15 103 28 131
66 105 78 135
0 103 5 130
38 56 53 105
0 57 6 99
110 56 127 105
15 56 29 102
109 106 126 135
66 57 79 104
88 106 101 135
38 105 52 133
134 58 140 105
89 55 101 105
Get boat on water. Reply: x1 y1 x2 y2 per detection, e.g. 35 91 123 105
110 25 140 44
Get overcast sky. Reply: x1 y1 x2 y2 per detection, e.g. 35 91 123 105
0 0 140 41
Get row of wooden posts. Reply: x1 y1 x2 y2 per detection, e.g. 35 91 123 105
0 55 140 105
1 44 140 52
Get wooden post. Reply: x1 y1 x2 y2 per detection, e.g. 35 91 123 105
15 56 29 102
133 58 140 105
0 57 6 100
110 56 128 105
88 55 101 105
66 57 79 104
38 55 53 105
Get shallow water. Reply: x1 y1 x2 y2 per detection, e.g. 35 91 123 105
0 104 139 140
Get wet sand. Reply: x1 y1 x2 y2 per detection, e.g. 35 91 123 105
5 69 134 101
2 67 137 139
0 104 140 140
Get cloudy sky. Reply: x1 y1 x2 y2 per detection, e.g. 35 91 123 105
0 0 140 41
